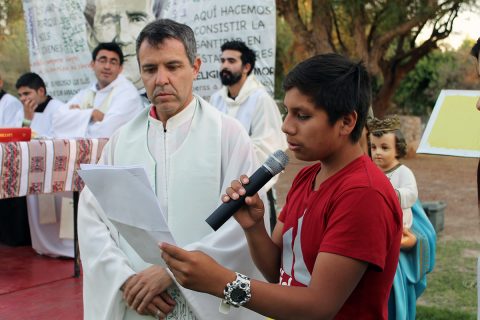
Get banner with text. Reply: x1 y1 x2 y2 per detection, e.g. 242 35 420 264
166 0 276 99
22 0 276 102
22 0 94 102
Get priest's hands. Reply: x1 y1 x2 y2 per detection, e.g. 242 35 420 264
122 265 176 317
223 175 266 230
160 242 235 296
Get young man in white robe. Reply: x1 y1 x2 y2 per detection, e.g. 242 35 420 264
209 41 287 230
15 72 63 137
14 72 72 257
53 42 143 138
78 19 269 320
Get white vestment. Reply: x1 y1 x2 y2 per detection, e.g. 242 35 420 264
27 76 139 257
0 92 23 127
210 75 287 190
21 97 63 138
79 96 268 320
52 74 143 138
19 97 71 256
387 164 418 228
26 192 74 257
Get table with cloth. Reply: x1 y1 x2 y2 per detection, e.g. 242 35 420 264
0 138 108 276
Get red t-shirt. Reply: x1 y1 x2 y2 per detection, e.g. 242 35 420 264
278 155 402 319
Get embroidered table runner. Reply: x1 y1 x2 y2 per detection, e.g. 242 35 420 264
0 138 108 199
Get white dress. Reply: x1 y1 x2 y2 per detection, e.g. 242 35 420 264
386 164 418 228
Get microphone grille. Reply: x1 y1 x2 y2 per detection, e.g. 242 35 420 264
264 150 289 175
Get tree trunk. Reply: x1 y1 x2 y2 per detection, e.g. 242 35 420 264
372 85 396 118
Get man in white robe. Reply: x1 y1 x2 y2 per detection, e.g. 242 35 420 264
210 41 287 229
0 72 23 128
53 42 143 138
78 19 268 320
15 72 63 137
14 72 71 257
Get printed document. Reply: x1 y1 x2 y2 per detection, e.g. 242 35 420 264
78 164 175 266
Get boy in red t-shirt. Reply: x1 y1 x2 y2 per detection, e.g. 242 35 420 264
161 54 403 319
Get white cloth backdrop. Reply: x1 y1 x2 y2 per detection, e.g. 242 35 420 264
22 0 276 102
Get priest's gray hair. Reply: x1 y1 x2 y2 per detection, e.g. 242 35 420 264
136 19 197 66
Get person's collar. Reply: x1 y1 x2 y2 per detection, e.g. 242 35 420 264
225 74 261 103
0 89 5 100
35 95 52 113
94 74 123 92
148 97 197 131
227 75 248 100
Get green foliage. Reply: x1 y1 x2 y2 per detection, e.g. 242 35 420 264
0 1 29 95
417 239 479 315
394 40 479 116
416 305 476 320
274 16 294 100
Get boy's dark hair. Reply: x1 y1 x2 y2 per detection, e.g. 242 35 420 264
136 19 197 66
371 129 407 159
16 72 46 92
283 53 371 143
220 40 256 75
471 37 480 61
92 42 124 65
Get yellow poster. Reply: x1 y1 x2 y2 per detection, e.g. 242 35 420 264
417 90 480 157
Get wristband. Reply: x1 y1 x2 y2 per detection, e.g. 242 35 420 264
22 118 32 127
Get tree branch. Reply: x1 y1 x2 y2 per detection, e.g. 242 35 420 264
311 0 334 53
276 1 309 42
330 4 346 53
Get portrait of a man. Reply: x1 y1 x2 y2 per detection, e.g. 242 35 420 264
83 0 166 89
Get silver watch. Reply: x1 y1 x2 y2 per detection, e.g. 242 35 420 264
223 272 251 307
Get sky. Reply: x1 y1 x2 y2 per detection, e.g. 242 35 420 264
416 8 480 50
446 10 480 49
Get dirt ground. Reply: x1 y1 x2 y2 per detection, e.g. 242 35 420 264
275 151 479 243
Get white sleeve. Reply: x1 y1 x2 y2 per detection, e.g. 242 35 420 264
394 165 418 209
249 93 287 189
249 93 287 163
52 91 93 138
78 140 136 320
86 86 143 138
1 96 24 127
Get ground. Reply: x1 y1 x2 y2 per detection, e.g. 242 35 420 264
276 151 479 242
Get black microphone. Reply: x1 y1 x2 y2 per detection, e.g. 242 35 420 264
206 150 289 231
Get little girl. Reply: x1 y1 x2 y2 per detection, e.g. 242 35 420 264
368 116 436 320
368 116 417 249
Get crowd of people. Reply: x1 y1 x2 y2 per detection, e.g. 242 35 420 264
2 16 478 320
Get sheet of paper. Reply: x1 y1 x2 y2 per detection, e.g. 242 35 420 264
38 194 56 224
110 219 174 266
78 165 175 265
59 196 74 239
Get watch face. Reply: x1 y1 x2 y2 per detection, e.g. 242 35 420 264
231 287 247 302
